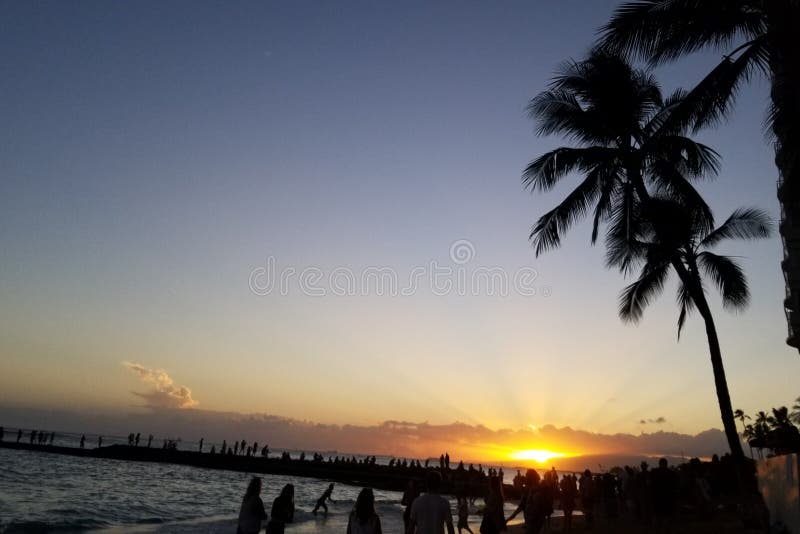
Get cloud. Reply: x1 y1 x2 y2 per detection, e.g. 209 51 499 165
639 417 667 425
122 362 198 409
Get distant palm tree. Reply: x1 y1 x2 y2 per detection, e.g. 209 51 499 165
791 396 800 425
616 199 772 456
734 408 753 457
598 0 800 351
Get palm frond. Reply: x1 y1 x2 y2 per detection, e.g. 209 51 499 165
697 251 749 310
618 259 671 323
676 280 696 340
522 147 616 192
597 0 765 64
529 170 602 256
700 208 773 248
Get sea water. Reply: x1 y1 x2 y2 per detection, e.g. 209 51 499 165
0 447 518 533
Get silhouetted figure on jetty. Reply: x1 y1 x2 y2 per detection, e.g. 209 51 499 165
347 487 382 534
445 452 450 469
17 429 22 443
199 438 204 452
128 433 134 445
252 441 258 454
147 434 153 448
240 439 247 455
408 471 454 534
439 454 445 469
0 426 4 441
210 445 216 454
135 433 140 446
261 445 269 457
237 476 268 534
401 479 420 533
234 441 239 455
98 436 103 448
312 483 335 514
222 440 227 454
266 483 294 534
80 435 85 448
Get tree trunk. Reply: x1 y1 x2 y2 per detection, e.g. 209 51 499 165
768 3 800 351
693 293 746 458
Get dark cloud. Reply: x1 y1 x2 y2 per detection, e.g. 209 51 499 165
639 417 667 425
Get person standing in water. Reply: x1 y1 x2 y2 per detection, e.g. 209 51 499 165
237 477 268 534
408 471 455 534
266 483 295 534
312 483 335 514
346 487 382 534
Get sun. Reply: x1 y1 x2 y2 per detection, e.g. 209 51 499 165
509 449 566 464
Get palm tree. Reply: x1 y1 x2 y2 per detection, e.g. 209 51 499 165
735 408 754 458
598 0 800 351
525 51 717 260
616 199 772 456
525 51 754 457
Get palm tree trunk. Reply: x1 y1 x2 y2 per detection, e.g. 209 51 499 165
693 291 746 458
768 3 800 351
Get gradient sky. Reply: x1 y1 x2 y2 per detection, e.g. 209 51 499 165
1 1 797 449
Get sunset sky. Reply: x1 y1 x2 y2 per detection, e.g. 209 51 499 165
1 1 798 462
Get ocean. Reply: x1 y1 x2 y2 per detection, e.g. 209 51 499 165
0 446 522 533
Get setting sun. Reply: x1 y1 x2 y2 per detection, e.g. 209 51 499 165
509 449 567 464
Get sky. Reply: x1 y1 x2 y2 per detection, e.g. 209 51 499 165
0 1 798 462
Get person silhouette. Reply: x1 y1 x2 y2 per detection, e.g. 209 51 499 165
98 436 103 448
80 435 86 449
147 434 153 448
457 494 474 534
347 487 382 534
17 429 22 443
135 433 140 446
312 483 335 514
0 426 4 442
408 471 455 534
199 438 204 452
401 479 420 533
237 477 268 534
266 483 294 534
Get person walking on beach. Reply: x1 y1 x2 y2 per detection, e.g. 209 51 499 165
457 495 473 534
266 483 295 534
506 469 544 534
347 487 382 534
481 476 506 534
401 479 420 533
408 471 455 534
312 483 335 514
237 477 268 534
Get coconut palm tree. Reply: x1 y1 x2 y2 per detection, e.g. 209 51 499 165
525 51 755 456
735 408 754 458
598 0 800 351
616 199 772 456
525 50 717 263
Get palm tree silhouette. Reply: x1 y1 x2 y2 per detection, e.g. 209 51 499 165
525 51 765 457
791 396 800 426
615 199 771 457
734 408 754 458
598 0 800 351
525 51 716 262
